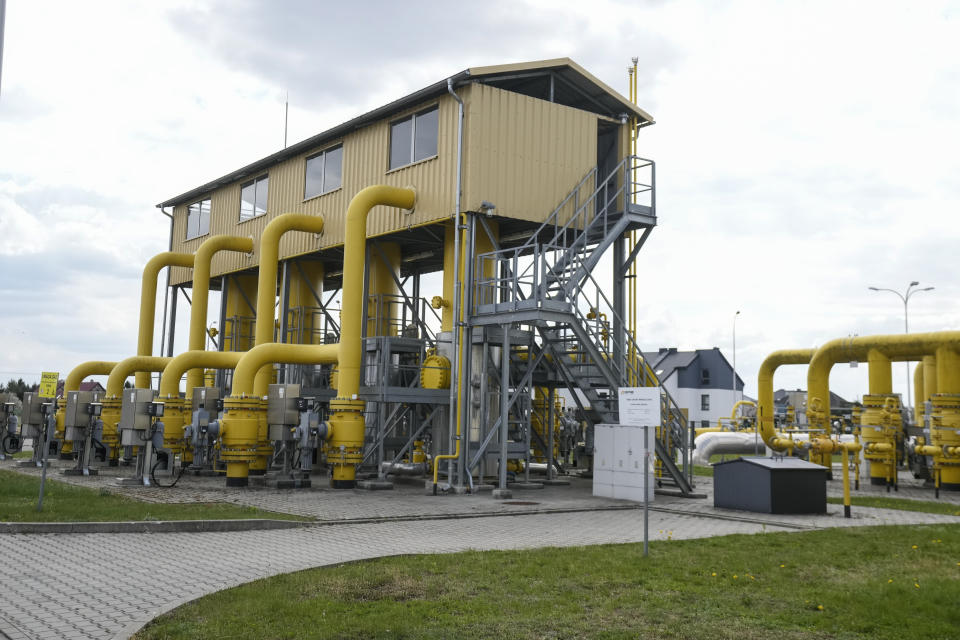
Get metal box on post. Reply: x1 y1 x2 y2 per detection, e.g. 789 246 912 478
64 390 101 440
21 392 45 426
192 387 220 414
267 384 301 441
120 388 156 432
713 456 827 514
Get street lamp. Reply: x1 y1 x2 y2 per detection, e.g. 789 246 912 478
732 310 740 398
867 281 934 412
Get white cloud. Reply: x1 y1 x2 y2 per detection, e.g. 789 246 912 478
0 0 958 405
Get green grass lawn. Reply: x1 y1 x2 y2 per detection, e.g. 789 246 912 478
137 523 960 640
0 469 310 523
827 495 960 517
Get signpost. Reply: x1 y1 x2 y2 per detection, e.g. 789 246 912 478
619 387 659 557
37 371 58 512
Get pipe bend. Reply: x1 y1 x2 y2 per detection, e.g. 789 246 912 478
251 213 327 393
65 361 118 395
757 349 813 450
106 356 172 397
159 351 245 398
137 252 194 387
233 343 339 397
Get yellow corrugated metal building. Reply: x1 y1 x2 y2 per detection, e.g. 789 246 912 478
158 58 652 292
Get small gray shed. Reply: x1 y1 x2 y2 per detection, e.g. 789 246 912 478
713 456 827 514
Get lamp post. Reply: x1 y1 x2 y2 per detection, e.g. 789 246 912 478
732 310 740 399
868 281 934 413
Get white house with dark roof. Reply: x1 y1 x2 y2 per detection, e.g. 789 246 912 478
642 347 744 430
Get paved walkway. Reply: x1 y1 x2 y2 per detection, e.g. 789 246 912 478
1 458 958 640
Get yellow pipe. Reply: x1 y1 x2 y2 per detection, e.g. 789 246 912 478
923 355 938 409
221 187 414 487
157 350 245 460
136 252 195 388
159 351 245 399
106 356 172 397
338 186 415 397
56 361 117 454
913 362 924 424
757 349 815 451
251 213 326 395
233 343 339 396
807 332 960 467
100 356 171 461
185 235 255 392
867 349 892 394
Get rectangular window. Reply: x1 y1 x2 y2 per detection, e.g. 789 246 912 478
185 198 210 240
700 369 711 385
239 175 269 221
701 420 710 429
389 106 438 170
701 394 710 411
304 145 343 200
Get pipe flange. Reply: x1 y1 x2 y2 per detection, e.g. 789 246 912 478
330 398 364 413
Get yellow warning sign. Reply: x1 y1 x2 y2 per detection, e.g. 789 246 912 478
38 371 59 398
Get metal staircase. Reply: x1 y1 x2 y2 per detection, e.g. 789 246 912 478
471 155 695 495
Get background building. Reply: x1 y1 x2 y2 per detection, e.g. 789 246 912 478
643 347 744 430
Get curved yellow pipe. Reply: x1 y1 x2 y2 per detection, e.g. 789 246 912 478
232 343 339 397
808 332 960 424
185 235 255 392
136 252 195 388
65 361 118 395
757 349 814 450
106 356 172 397
159 351 245 398
807 332 960 467
251 213 326 395
338 186 415 399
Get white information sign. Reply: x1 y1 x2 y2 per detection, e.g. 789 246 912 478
618 387 659 426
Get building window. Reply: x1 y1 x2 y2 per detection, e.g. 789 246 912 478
304 145 343 200
186 198 210 240
701 420 710 429
389 106 438 170
700 368 711 385
701 394 710 411
239 175 269 221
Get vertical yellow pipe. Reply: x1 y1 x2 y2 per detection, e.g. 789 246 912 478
923 355 938 410
186 236 255 392
223 274 258 352
251 214 326 397
441 222 456 332
867 349 892 394
137 252 195 388
367 241 401 336
935 347 960 394
913 362 924 424
287 261 325 345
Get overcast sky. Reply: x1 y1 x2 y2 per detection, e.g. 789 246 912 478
1 0 958 405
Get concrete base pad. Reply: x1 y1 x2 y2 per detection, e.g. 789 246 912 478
471 483 495 492
357 480 394 491
540 479 571 486
508 481 544 490
274 478 312 490
62 468 98 477
492 488 514 499
116 477 147 487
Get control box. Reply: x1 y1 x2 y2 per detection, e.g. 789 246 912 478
192 386 220 415
65 391 102 429
120 388 157 431
21 392 45 426
267 384 300 427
